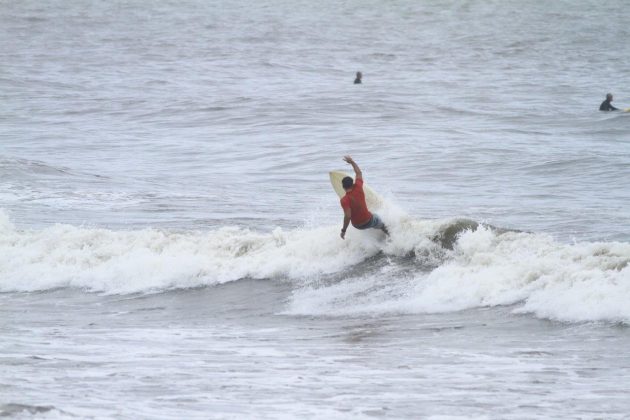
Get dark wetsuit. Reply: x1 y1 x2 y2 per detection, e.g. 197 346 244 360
599 99 618 111
354 78 361 84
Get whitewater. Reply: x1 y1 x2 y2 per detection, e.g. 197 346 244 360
2 209 630 323
2 0 630 418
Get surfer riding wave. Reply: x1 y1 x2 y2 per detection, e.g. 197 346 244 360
339 156 389 239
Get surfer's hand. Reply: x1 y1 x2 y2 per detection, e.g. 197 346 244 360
343 155 362 179
340 229 346 239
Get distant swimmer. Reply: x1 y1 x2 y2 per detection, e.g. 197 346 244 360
599 93 618 111
339 156 388 239
354 71 362 84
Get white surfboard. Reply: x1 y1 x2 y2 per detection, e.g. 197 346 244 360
329 171 384 210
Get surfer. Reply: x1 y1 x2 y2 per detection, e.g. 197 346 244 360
339 156 388 239
599 93 618 111
354 71 362 84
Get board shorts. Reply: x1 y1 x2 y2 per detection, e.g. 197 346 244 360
355 213 385 230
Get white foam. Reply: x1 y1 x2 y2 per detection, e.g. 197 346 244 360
414 228 630 322
287 225 630 323
0 209 386 294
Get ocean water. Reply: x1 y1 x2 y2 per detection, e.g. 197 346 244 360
2 0 630 418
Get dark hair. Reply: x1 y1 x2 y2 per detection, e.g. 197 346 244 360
342 176 353 189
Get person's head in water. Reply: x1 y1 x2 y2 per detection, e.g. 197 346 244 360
354 71 362 84
606 93 613 102
342 176 354 191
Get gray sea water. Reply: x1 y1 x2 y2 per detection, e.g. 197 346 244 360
2 0 630 418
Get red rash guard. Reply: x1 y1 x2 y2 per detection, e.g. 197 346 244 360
340 179 372 227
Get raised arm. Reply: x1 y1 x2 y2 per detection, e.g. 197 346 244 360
343 155 362 180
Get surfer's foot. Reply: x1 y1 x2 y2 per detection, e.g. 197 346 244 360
381 225 389 236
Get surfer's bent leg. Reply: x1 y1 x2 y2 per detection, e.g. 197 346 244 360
371 214 389 236
357 214 388 236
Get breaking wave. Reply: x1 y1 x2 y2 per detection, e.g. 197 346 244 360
1 209 629 323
